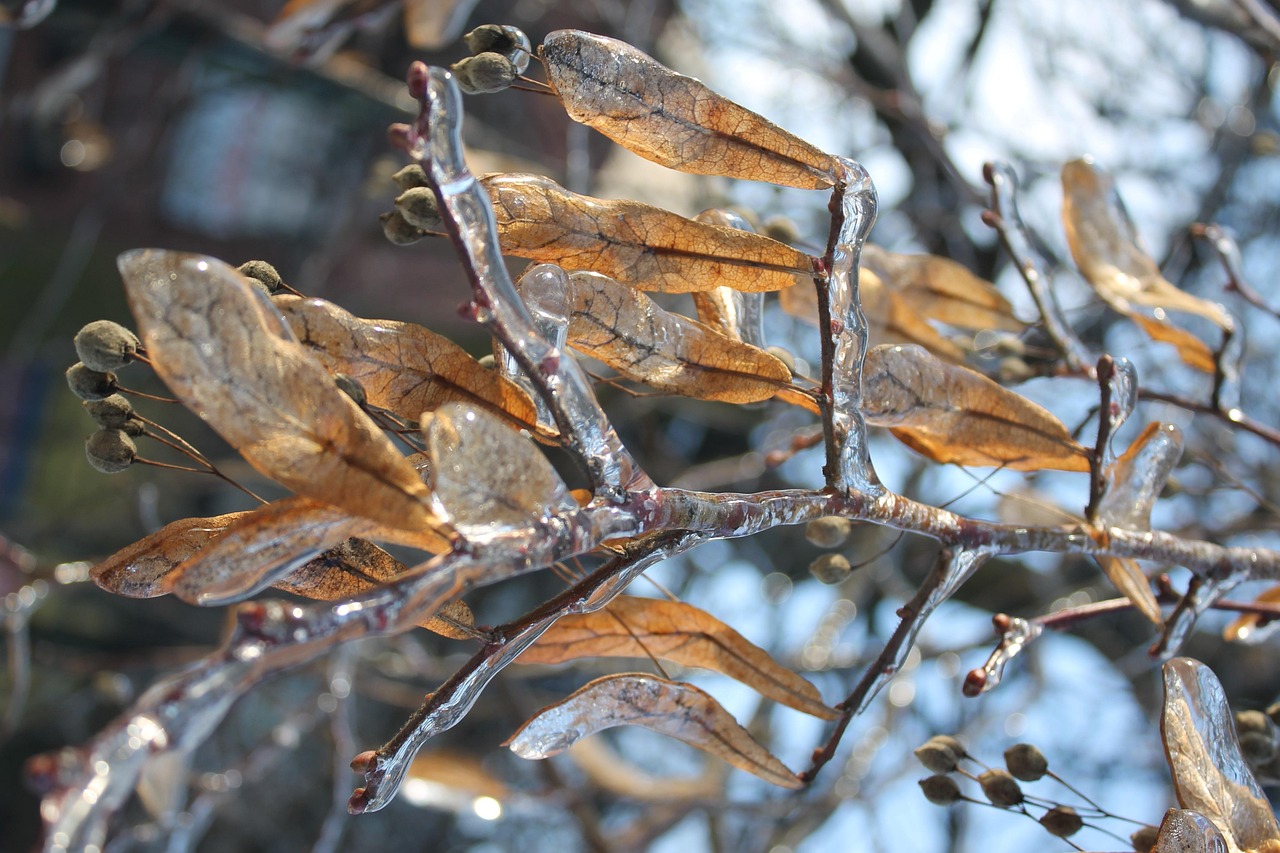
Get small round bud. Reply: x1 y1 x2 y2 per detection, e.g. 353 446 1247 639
1039 805 1083 838
333 373 366 407
977 768 1023 807
809 553 852 584
463 24 531 73
914 736 965 774
1236 710 1273 736
918 774 962 805
395 187 443 230
998 357 1033 383
85 429 137 474
392 164 428 191
762 216 800 244
451 53 517 95
83 394 134 429
74 320 139 372
805 516 853 548
1130 825 1159 853
477 354 496 369
1239 731 1276 764
66 362 118 401
380 210 423 246
1003 743 1048 781
238 260 284 294
765 345 796 374
121 416 147 437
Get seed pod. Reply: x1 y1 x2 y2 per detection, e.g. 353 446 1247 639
380 210 423 246
477 354 496 369
977 768 1023 807
66 363 118 401
451 52 517 95
333 373 366 407
1039 805 1083 837
918 774 962 805
1003 743 1048 781
392 164 429 191
1130 825 1159 853
85 429 136 474
762 216 800 244
914 735 965 774
766 345 796 374
462 24 531 73
1239 731 1276 764
121 416 147 437
809 552 852 584
805 516 853 548
237 260 284 294
74 320 140 372
1236 709 1273 736
395 187 443 230
83 394 134 429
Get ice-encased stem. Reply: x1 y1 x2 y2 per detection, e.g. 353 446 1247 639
504 264 571 434
819 158 881 495
411 65 650 498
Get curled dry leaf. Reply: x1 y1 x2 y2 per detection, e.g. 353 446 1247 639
482 173 811 293
1160 658 1280 853
273 295 539 433
425 403 578 541
90 512 248 598
118 250 447 537
558 271 795 404
164 496 447 606
503 673 803 789
1096 556 1161 626
519 595 837 719
862 344 1090 471
1223 585 1280 645
1130 313 1217 374
860 244 1023 334
539 30 838 190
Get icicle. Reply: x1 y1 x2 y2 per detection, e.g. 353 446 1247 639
1155 573 1248 661
1099 356 1138 470
413 64 649 497
505 264 571 434
1097 422 1183 529
691 209 767 348
963 614 1043 697
825 158 881 495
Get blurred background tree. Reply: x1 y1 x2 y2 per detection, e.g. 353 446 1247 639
3 0 1280 850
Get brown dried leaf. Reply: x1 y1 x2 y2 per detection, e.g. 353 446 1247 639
482 173 811 293
559 271 794 403
118 250 446 537
1154 808 1232 853
862 344 1090 471
275 538 474 638
273 295 539 432
779 272 967 363
1223 586 1280 645
165 496 446 606
1161 658 1280 853
503 673 802 788
539 30 839 190
425 403 577 540
1062 159 1232 330
1130 312 1216 373
861 244 1023 333
90 512 249 598
1096 556 1162 626
520 596 837 719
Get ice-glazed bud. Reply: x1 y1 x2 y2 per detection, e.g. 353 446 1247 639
85 429 136 474
805 516 853 548
66 362 118 401
1130 825 1159 852
918 774 962 805
380 210 423 246
392 163 429 191
1039 805 1083 838
395 187 443 230
808 553 851 584
333 373 366 407
463 24 532 73
451 53 517 95
977 768 1023 807
83 394 134 429
1239 731 1277 764
914 735 966 773
74 320 139 372
237 260 284 294
1003 743 1048 781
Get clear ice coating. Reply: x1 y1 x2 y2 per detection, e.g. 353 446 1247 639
506 264 571 433
827 157 882 495
417 66 650 497
969 615 1043 696
1097 422 1183 530
691 209 767 348
1099 356 1138 470
1156 572 1247 662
